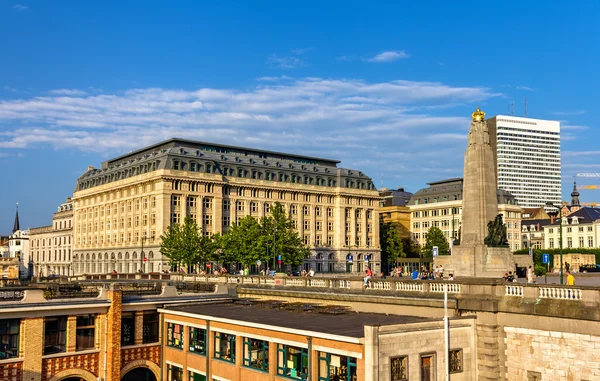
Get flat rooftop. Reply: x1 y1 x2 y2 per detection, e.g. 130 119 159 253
163 300 435 338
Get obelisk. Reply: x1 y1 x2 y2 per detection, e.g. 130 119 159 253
449 107 514 277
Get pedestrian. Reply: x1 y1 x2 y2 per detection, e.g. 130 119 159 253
308 268 315 277
526 265 534 284
363 267 373 287
566 270 575 286
565 262 570 272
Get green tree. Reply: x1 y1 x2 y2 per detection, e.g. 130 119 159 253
422 226 450 257
381 222 405 267
159 216 203 270
261 202 309 269
221 215 264 267
401 237 422 258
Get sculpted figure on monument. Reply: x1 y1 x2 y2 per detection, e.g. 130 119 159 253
484 214 509 247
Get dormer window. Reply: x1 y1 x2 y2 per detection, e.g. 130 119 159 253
571 217 579 224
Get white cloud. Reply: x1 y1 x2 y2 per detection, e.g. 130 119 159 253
0 77 500 189
563 151 600 157
48 89 87 96
336 55 356 61
561 125 589 131
552 110 586 116
3 86 17 92
290 48 314 55
267 54 304 69
367 51 410 62
12 4 28 11
516 86 534 91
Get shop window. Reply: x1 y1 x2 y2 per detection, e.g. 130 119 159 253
214 332 236 363
189 327 206 355
318 352 357 381
277 344 308 380
167 323 184 349
243 338 269 372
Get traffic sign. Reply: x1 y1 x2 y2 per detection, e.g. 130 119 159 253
143 257 147 262
364 255 370 262
433 246 439 257
277 255 282 261
256 260 261 266
542 254 550 264
347 255 353 263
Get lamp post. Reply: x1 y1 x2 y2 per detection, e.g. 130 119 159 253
271 224 277 273
140 236 147 273
545 202 563 285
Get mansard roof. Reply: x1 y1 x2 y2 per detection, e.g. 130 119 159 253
75 138 375 192
550 207 600 225
408 178 518 206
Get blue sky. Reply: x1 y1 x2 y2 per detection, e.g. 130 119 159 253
1 0 599 234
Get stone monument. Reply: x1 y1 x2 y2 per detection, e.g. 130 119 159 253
444 107 514 277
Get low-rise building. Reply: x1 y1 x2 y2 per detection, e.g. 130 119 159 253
408 178 522 251
544 207 600 251
29 198 74 277
379 187 413 239
160 299 475 381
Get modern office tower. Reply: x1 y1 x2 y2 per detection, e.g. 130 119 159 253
486 115 561 208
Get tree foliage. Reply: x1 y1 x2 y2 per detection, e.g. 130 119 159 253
422 226 450 257
159 202 309 271
381 222 405 265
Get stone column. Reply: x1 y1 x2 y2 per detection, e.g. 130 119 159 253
106 286 122 381
20 317 43 381
66 315 77 352
134 311 144 345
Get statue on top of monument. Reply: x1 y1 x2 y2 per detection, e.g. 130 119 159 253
484 214 509 247
467 106 490 146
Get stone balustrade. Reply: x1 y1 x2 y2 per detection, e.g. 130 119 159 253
68 273 598 303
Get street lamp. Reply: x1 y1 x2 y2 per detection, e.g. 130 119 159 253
140 236 147 273
545 202 563 285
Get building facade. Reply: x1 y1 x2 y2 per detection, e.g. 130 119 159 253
409 178 523 251
379 187 412 239
29 199 74 277
72 139 381 275
544 207 600 251
160 299 475 381
486 115 561 208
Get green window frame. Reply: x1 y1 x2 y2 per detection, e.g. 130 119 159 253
243 337 269 372
188 370 206 381
0 319 20 359
214 332 236 363
189 327 206 355
318 352 357 381
167 323 184 349
277 344 308 380
167 364 183 381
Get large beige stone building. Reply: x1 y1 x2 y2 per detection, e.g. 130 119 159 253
408 178 523 252
29 198 74 277
72 138 381 275
544 207 600 251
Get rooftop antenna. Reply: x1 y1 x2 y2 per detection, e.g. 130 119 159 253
524 97 528 117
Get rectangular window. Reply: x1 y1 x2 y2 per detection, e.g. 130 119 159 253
579 237 585 248
142 312 159 343
167 364 183 381
589 237 594 248
277 344 308 380
449 349 463 373
390 355 408 381
243 338 269 372
316 221 322 231
44 316 67 354
304 221 310 230
327 208 333 217
203 198 212 209
303 206 310 216
188 371 206 381
167 323 184 349
76 315 96 351
189 327 206 355
0 319 20 359
121 312 135 346
328 222 334 232
567 237 573 248
318 352 357 381
420 354 435 381
214 332 236 363
237 201 244 211
327 236 334 246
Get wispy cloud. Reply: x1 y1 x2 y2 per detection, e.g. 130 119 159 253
0 77 499 187
561 125 589 131
290 48 314 55
336 55 356 62
267 54 304 69
552 110 586 116
3 86 17 92
516 86 534 91
48 89 87 96
563 150 600 157
367 51 410 63
12 4 28 11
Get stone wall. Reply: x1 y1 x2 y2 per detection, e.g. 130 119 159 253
505 327 600 380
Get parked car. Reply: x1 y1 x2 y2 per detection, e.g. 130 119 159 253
579 264 600 273
288 271 302 277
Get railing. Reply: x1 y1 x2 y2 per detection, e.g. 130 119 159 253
539 287 582 300
307 279 327 288
505 285 524 296
367 281 391 290
430 283 461 293
395 282 424 292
